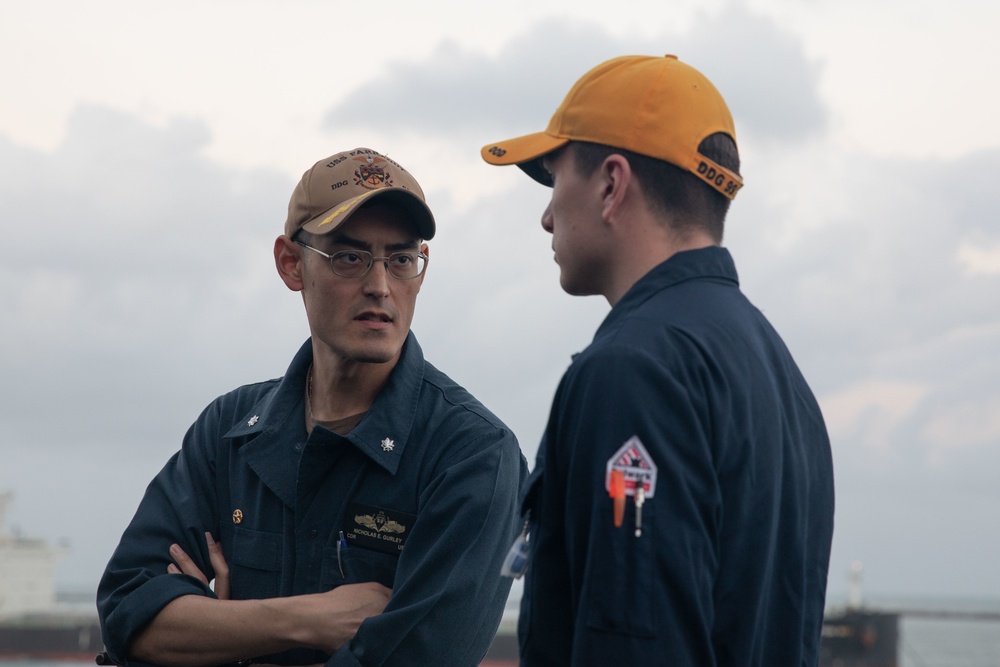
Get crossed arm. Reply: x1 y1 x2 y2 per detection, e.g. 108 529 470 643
127 534 391 666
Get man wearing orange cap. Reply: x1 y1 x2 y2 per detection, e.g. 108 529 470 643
483 56 834 665
97 148 527 666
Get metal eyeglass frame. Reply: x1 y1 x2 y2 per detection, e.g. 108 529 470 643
295 240 428 280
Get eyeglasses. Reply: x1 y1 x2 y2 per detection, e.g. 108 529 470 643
295 241 428 280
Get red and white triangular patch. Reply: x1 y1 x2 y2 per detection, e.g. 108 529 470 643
605 435 658 498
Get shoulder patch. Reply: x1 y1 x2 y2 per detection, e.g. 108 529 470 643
605 435 658 498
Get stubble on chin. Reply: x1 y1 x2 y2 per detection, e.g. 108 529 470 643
348 338 405 365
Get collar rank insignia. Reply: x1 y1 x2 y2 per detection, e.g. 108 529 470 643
381 437 395 452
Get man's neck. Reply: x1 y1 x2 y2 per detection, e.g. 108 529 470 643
605 225 716 306
308 348 399 422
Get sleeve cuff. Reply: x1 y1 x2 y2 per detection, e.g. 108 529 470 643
103 574 214 665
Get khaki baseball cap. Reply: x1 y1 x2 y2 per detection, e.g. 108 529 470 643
284 148 436 240
481 55 743 200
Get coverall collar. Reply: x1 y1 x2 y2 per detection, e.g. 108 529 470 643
599 245 739 335
223 333 424 506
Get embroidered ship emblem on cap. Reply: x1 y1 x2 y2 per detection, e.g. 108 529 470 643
354 155 394 190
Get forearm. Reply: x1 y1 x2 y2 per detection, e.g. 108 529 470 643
130 588 381 667
130 595 309 666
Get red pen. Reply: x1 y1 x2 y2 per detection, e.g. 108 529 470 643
609 469 626 528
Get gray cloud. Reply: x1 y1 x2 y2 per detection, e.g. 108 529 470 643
726 144 1000 597
324 7 826 145
1 106 308 587
0 105 300 452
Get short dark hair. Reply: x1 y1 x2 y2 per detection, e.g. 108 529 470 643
571 133 740 243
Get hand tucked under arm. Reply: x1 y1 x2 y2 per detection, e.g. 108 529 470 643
167 532 230 599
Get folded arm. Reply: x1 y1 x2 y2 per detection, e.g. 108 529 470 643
129 583 390 666
122 535 387 666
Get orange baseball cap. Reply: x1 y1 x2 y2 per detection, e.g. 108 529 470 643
285 148 436 240
481 55 743 199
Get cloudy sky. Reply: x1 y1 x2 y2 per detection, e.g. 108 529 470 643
1 0 998 608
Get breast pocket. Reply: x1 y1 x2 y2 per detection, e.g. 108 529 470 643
322 547 398 589
226 525 283 600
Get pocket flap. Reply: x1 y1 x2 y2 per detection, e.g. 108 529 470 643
230 526 282 571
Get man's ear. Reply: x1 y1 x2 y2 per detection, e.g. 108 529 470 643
274 235 305 292
600 154 633 224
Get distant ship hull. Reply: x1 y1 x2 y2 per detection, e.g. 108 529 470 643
819 610 899 667
0 616 104 659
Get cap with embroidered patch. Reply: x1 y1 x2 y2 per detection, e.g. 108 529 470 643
480 55 743 200
285 148 436 240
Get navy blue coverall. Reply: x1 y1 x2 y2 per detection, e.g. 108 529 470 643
98 333 527 666
517 247 835 666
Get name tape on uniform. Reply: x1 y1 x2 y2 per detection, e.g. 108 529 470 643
345 502 416 555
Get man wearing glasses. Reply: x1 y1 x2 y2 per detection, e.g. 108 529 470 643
97 148 527 666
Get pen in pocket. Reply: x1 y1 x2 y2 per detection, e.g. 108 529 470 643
337 530 347 579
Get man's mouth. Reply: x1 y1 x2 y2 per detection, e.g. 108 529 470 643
356 312 393 323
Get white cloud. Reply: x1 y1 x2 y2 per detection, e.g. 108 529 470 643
956 242 1000 276
821 380 930 456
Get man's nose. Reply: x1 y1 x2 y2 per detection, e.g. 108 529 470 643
363 259 391 298
541 201 554 234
